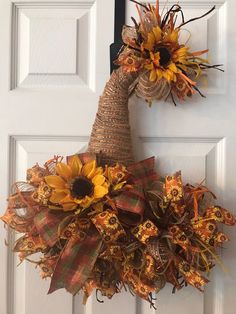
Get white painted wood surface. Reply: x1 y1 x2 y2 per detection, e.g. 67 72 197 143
0 0 235 314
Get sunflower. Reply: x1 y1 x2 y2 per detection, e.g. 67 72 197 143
44 155 109 212
142 27 183 83
166 185 183 202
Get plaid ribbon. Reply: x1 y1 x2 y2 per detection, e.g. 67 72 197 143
127 157 159 189
34 208 68 247
48 231 102 295
115 157 158 224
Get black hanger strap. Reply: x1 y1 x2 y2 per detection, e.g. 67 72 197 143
110 0 126 73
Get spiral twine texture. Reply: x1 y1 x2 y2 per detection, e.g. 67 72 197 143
88 67 137 166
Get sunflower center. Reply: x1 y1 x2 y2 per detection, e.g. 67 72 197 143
156 47 171 66
71 176 94 199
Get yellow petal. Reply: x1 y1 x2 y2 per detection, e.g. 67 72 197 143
60 194 75 204
154 52 160 60
153 52 160 66
176 47 189 57
75 196 93 208
150 69 157 81
81 197 93 209
92 174 106 186
68 155 82 177
168 63 178 73
144 32 155 51
74 198 83 204
162 69 176 82
45 175 66 189
82 160 96 179
156 69 163 79
153 26 162 42
62 203 77 211
50 191 68 203
145 63 154 71
150 51 155 61
94 185 108 199
169 29 179 43
164 29 179 44
93 167 104 176
55 163 72 181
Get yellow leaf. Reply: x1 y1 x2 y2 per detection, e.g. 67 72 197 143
113 181 126 191
45 175 66 189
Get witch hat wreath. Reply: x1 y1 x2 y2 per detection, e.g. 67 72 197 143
1 0 235 309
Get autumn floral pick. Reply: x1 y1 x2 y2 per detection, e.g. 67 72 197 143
117 0 223 104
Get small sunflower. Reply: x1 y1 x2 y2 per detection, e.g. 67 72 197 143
142 27 182 83
166 185 183 202
44 155 109 212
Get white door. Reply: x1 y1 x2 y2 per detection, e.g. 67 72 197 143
0 1 235 314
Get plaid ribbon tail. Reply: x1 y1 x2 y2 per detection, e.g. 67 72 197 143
48 232 102 295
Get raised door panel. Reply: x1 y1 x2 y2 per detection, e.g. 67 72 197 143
11 0 112 91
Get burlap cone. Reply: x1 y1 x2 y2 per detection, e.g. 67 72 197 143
88 67 137 166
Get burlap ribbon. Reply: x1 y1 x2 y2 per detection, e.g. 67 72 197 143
88 67 138 166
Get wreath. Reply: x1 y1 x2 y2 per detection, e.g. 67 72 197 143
1 1 235 308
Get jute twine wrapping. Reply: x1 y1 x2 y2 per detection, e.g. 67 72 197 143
88 67 137 166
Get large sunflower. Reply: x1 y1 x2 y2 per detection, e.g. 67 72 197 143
45 155 109 211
